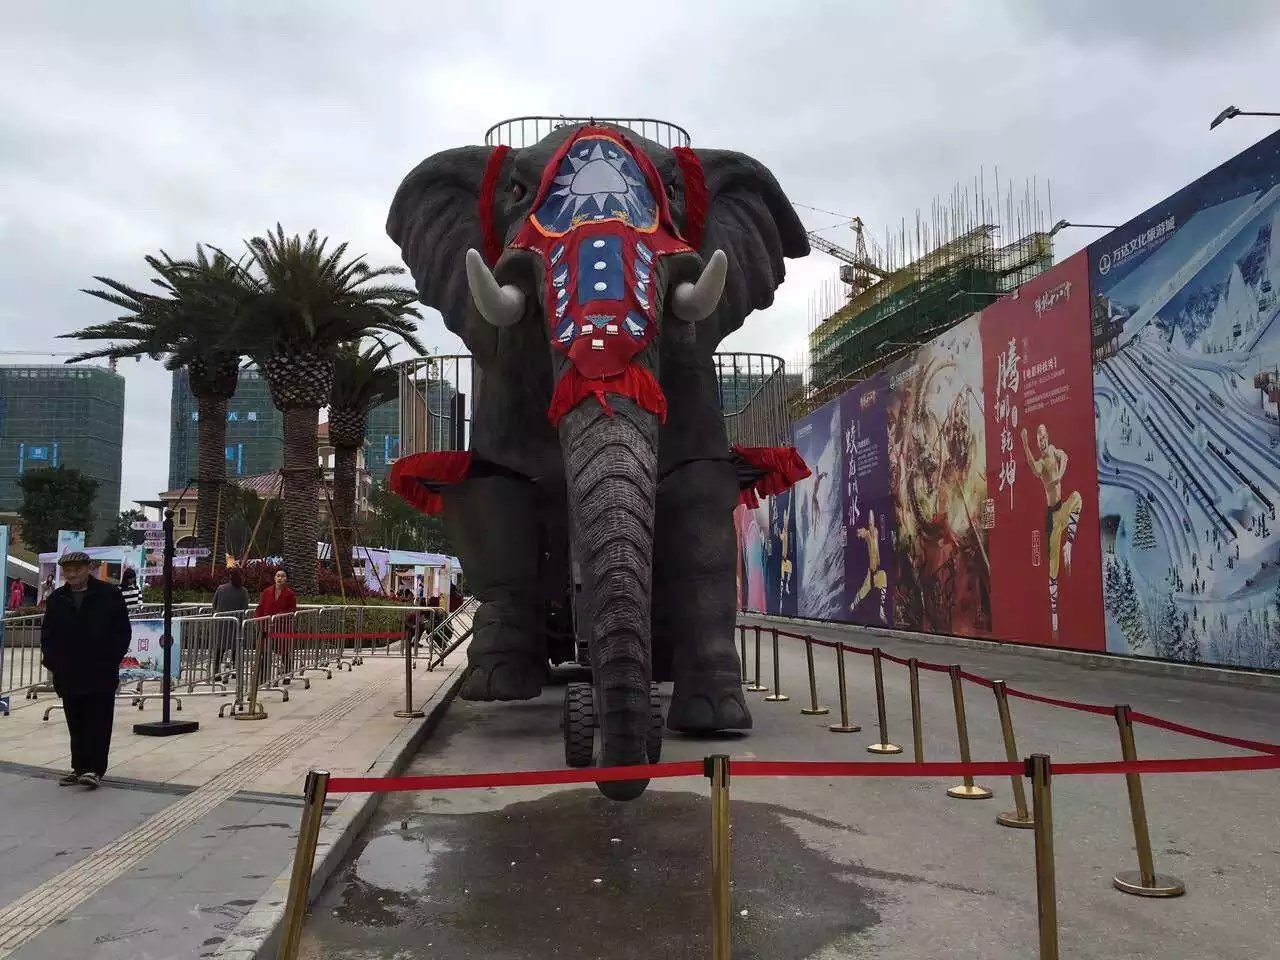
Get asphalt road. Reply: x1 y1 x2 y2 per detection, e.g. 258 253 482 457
298 622 1280 959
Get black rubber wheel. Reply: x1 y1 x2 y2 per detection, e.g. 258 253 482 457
646 682 663 763
564 682 596 768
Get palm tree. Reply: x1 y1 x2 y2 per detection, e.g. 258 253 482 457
62 246 250 560
226 225 423 594
327 339 399 578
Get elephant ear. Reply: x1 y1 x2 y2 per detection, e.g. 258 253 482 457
386 145 509 358
686 148 809 346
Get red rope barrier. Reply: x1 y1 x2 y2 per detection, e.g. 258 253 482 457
1129 711 1280 756
325 753 1280 795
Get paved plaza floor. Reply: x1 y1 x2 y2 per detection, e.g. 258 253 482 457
298 621 1280 960
0 649 465 959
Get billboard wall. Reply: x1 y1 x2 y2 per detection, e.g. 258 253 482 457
1090 129 1280 670
735 251 1105 653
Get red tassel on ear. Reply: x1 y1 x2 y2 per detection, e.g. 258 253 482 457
479 145 511 266
389 451 474 515
673 146 708 250
731 444 811 503
547 364 668 427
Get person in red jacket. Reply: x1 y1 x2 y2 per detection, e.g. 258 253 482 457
256 568 298 681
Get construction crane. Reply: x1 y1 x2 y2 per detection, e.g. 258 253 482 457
0 350 120 373
805 217 891 298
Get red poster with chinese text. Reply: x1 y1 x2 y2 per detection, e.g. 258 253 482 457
981 252 1105 651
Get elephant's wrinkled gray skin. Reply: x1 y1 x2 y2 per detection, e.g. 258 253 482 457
388 124 807 798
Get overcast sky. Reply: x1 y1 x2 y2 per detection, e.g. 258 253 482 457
4 0 1280 512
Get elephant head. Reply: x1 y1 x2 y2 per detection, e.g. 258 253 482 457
388 122 807 796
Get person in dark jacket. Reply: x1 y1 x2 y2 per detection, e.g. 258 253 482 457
39 551 131 789
210 568 249 677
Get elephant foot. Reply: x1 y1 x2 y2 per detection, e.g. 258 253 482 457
666 674 753 733
460 654 544 701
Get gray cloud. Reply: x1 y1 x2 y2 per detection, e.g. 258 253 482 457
2 1 1278 511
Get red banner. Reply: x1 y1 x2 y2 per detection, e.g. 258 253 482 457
981 252 1105 650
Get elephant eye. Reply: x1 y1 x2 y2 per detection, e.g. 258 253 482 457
511 181 526 201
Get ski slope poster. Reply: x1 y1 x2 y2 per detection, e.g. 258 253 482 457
792 399 844 620
1090 128 1280 669
982 253 1105 651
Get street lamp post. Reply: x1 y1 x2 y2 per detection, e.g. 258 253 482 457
1209 106 1280 131
1049 219 1119 238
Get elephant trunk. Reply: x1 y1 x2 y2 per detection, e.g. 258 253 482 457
559 395 658 801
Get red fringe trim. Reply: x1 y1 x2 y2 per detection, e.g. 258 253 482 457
388 451 473 515
479 145 511 266
548 364 668 427
731 445 811 508
673 147 708 250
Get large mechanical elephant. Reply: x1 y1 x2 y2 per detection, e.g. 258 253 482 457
387 122 808 799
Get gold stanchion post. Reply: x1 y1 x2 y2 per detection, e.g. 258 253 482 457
235 625 268 721
828 644 861 733
746 626 767 692
946 665 992 799
800 636 829 716
739 626 749 687
394 625 425 719
707 754 732 960
993 681 1034 828
764 628 789 702
1112 704 1185 897
277 769 330 960
908 658 924 762
866 648 901 754
1029 755 1058 960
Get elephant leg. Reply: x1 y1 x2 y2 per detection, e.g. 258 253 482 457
653 458 751 732
443 474 544 701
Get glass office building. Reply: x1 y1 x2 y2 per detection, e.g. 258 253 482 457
0 364 125 542
168 367 284 490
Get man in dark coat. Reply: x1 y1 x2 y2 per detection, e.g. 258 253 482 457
40 551 131 789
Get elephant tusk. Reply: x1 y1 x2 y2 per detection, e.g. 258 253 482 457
465 248 526 328
671 249 727 323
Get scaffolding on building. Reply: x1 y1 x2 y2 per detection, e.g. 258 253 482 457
797 171 1055 415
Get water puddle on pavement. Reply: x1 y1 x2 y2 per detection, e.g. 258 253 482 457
301 787 883 959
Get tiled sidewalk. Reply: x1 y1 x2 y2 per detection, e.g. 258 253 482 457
0 648 466 958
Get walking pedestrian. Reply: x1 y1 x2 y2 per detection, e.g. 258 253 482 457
39 551 131 789
118 568 142 612
255 569 297 682
211 568 249 678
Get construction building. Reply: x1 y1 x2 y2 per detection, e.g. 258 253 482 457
0 363 125 543
801 174 1055 412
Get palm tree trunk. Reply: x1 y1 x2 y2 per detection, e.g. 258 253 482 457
282 406 320 594
332 444 357 580
195 396 228 564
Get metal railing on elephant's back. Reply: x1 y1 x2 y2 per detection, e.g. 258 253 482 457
714 353 795 448
483 116 693 149
393 353 795 461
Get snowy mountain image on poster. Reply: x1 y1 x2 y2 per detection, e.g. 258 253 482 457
1091 130 1280 669
792 400 844 619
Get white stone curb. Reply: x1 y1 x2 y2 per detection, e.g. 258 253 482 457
213 655 469 959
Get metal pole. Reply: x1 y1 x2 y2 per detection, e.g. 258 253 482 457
866 648 901 754
993 681 1033 828
1029 755 1058 960
707 755 732 960
800 637 829 715
908 658 924 762
161 508 174 724
277 769 330 960
395 618 425 719
739 626 749 687
235 621 268 721
1112 705 1185 897
746 626 766 692
764 629 789 702
827 645 860 733
946 665 992 799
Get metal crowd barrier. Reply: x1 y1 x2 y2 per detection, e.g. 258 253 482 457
0 614 49 713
